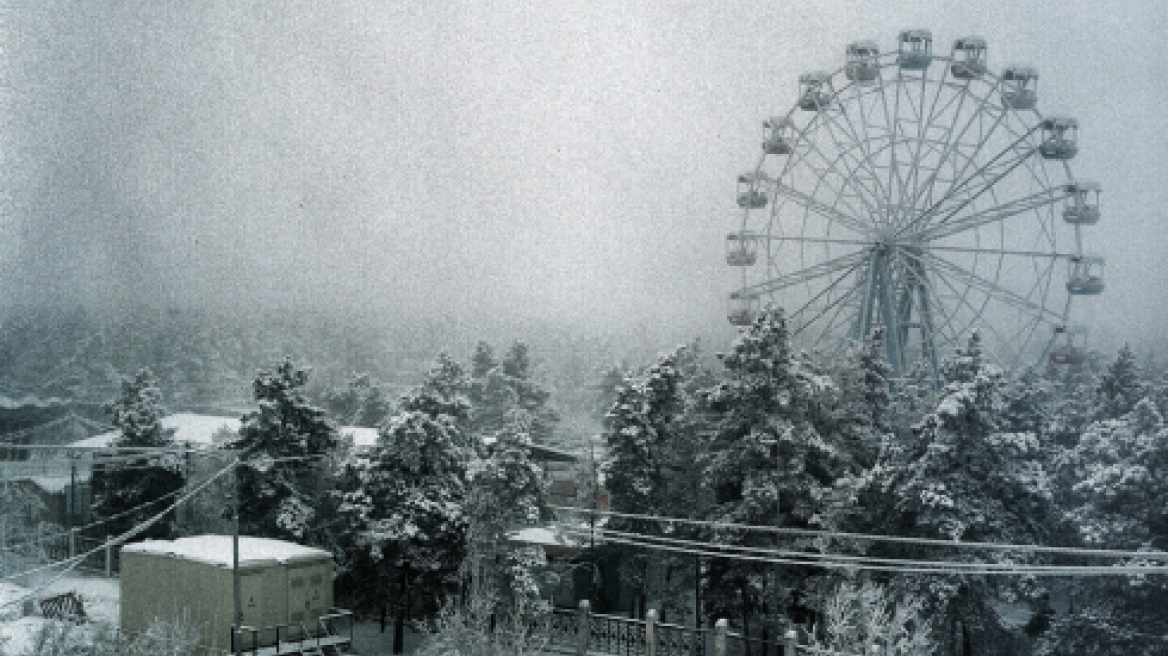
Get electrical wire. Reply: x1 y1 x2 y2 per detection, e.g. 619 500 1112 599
0 487 186 555
568 525 1168 574
0 457 240 609
552 506 1168 561
558 526 1168 577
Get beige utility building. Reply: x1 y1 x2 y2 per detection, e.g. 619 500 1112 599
120 535 346 655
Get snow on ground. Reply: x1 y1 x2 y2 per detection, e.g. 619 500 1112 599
0 574 120 656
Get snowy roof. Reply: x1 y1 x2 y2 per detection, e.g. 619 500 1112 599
341 426 379 449
74 413 378 452
506 526 582 558
73 413 241 449
0 395 66 410
27 476 73 494
121 535 331 567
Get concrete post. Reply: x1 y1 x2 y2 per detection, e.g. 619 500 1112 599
577 599 591 656
714 619 728 656
69 528 76 559
783 629 798 656
646 609 658 656
104 536 112 577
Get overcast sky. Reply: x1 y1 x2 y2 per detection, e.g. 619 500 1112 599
1 0 1165 350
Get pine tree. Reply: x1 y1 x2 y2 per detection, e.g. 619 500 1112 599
464 411 548 619
1044 397 1168 652
701 307 840 634
323 373 392 428
91 368 185 541
601 344 712 621
466 341 558 444
1095 344 1142 421
865 333 1056 648
234 358 340 541
339 376 474 653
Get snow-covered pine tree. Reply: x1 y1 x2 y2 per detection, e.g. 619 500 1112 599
338 373 474 654
464 410 549 629
467 342 558 445
234 358 340 542
701 307 841 635
1095 343 1143 421
865 333 1055 651
1000 366 1050 437
1043 397 1168 653
91 368 184 541
600 343 712 622
322 373 392 428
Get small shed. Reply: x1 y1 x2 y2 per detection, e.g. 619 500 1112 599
120 535 341 655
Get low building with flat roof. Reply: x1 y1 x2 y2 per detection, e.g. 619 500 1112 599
120 535 351 656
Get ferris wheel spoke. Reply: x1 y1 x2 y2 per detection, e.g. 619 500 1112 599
825 96 892 208
788 257 868 330
771 181 875 237
905 84 1002 213
880 71 911 228
902 61 955 214
920 252 1065 324
923 244 1077 260
803 283 864 351
740 251 869 298
920 187 1063 241
763 235 871 248
795 121 883 222
924 261 1026 365
904 130 1040 236
817 113 886 213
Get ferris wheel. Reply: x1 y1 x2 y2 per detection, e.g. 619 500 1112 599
726 30 1104 380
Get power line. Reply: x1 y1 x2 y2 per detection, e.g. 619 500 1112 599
568 526 1168 575
558 526 1168 577
0 488 185 555
0 457 239 609
552 506 1168 561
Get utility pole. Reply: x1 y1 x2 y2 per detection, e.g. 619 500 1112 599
233 453 242 656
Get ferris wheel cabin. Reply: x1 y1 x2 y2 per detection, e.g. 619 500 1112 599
763 117 795 155
898 30 933 70
1050 326 1089 366
1067 256 1105 295
950 37 987 79
725 233 759 266
1064 181 1101 225
845 41 880 83
737 172 768 209
1039 117 1079 160
1001 66 1039 110
728 293 759 327
798 72 834 111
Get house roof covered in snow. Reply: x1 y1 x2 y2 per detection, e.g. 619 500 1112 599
121 535 331 568
71 412 375 451
73 413 241 449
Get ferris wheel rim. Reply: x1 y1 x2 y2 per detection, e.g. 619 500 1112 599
730 40 1095 374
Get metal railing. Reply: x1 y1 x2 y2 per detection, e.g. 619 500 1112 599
230 607 354 655
589 612 643 656
545 601 799 656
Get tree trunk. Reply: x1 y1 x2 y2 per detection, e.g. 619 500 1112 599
393 567 408 654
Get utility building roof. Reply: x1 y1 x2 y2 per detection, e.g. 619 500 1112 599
122 535 331 568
